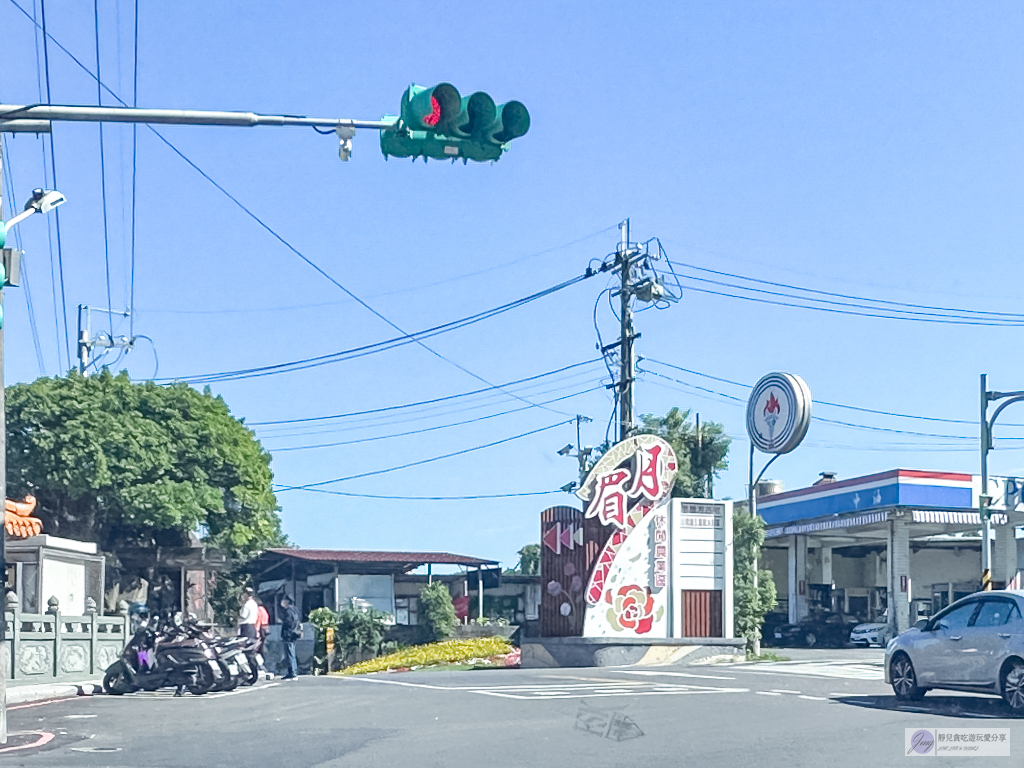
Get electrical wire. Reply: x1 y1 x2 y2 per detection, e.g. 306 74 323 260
255 374 607 439
5 0 572 415
158 272 594 385
0 136 46 375
250 359 600 426
644 357 1024 429
639 364 1024 444
93 0 114 338
129 0 138 339
38 0 71 371
270 487 563 500
270 385 602 452
654 269 1024 327
276 419 573 491
665 257 1024 320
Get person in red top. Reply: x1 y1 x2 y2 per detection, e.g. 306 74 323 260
255 600 270 644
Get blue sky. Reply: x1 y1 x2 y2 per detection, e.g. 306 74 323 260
1 1 1024 567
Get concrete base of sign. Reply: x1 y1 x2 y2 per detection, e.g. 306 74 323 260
520 637 745 669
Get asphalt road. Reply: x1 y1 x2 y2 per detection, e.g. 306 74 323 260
2 649 1023 766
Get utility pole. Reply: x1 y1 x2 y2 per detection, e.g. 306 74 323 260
78 305 133 375
618 219 635 443
0 129 7 746
979 374 1024 591
696 413 702 497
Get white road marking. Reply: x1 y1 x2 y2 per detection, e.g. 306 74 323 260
755 691 782 696
614 670 736 681
799 695 828 701
64 714 97 719
771 689 801 694
735 661 883 680
474 685 749 700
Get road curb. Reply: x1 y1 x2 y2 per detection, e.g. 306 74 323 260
7 681 101 707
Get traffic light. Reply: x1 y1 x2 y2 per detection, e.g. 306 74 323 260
380 83 530 163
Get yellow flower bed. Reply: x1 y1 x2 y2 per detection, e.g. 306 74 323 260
339 637 514 675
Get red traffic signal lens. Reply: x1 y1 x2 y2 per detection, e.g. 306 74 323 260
423 96 441 128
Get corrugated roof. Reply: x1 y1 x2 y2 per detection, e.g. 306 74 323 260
264 549 498 567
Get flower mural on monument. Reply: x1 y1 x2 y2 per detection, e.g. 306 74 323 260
606 585 656 634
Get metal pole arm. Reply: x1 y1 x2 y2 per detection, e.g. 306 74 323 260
0 104 397 131
989 395 1024 434
755 453 781 490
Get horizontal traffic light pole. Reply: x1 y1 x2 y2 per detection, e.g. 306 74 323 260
0 103 396 130
0 83 530 164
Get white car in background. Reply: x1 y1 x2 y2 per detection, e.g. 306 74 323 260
850 610 893 647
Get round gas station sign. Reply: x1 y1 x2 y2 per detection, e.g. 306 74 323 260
746 372 811 454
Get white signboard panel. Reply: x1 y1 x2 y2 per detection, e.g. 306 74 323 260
671 499 733 639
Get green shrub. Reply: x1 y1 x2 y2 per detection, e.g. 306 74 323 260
419 581 457 641
335 606 391 660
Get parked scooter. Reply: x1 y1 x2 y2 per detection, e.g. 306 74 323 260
178 619 259 690
103 615 221 696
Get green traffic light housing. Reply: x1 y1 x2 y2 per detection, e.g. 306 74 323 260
382 82 530 163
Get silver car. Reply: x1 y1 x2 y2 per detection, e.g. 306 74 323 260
885 591 1024 712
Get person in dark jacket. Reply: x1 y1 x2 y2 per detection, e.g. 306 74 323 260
279 595 301 680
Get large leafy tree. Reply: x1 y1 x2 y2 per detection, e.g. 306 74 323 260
636 407 730 498
6 370 285 558
588 408 730 497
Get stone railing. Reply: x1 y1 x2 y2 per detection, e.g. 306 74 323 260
3 593 129 682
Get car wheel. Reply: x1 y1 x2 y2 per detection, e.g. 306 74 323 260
1001 661 1024 713
891 654 926 701
804 632 817 647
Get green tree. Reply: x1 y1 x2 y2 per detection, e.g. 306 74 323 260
513 544 540 575
733 509 778 651
588 407 730 497
636 407 729 498
419 581 457 641
5 370 285 558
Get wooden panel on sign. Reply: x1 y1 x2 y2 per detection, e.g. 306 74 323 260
682 590 723 638
540 506 608 637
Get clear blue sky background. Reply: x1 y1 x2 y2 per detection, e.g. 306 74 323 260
1 1 1023 568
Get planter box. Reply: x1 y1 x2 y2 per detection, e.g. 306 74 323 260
453 624 517 640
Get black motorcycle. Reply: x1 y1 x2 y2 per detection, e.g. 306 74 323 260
103 616 220 696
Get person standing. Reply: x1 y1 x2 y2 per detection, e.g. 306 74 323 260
239 587 259 640
279 594 301 680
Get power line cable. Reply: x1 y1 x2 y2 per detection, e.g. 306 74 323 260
644 357 1024 429
270 384 602 452
160 273 594 385
276 419 573 491
255 374 607 439
0 136 46 375
639 364 1024 443
6 0 572 413
272 487 564 500
249 359 600 426
657 270 1024 327
129 0 138 339
38 0 71 370
664 257 1024 320
93 0 114 337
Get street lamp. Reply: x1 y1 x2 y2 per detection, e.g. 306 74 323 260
0 188 66 246
0 184 64 745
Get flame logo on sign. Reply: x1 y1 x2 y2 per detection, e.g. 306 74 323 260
763 392 781 417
